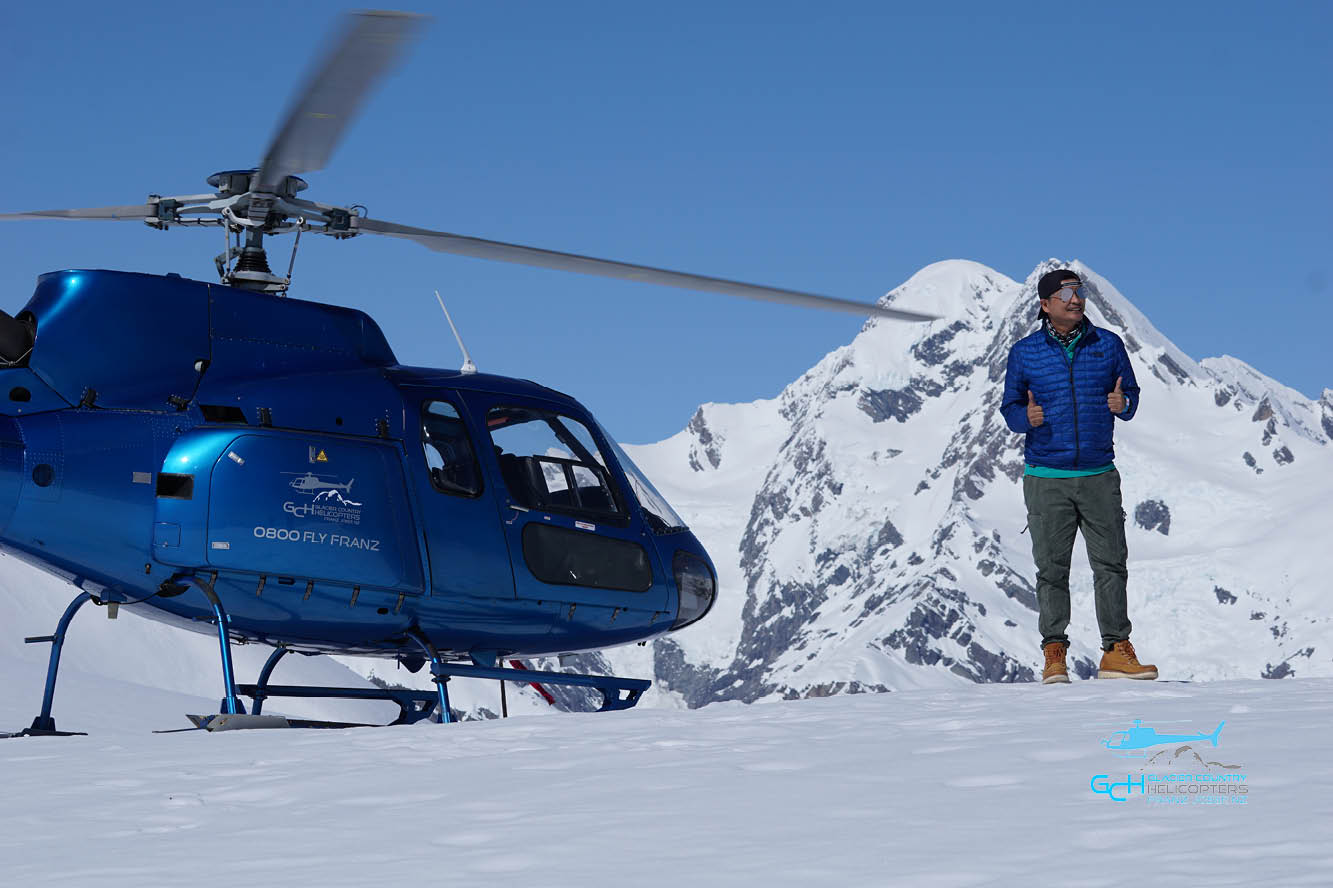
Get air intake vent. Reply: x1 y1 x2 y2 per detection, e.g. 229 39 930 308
200 404 248 423
156 473 194 499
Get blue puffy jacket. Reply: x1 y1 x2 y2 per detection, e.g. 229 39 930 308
1001 321 1139 469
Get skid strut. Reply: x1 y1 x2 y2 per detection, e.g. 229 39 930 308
176 575 245 716
250 645 291 715
408 629 454 724
16 575 245 736
22 592 95 735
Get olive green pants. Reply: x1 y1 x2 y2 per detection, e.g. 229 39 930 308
1023 469 1132 651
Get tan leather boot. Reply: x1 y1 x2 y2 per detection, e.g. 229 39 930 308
1097 640 1158 680
1042 642 1070 684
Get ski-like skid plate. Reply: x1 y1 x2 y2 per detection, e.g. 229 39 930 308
186 713 375 731
188 713 292 732
281 719 376 729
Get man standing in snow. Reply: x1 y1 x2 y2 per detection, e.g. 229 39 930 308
1000 269 1157 684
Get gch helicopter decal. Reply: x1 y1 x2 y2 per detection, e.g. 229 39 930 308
0 11 937 735
286 472 357 497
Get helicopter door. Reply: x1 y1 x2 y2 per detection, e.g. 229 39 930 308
192 430 422 592
459 393 670 613
402 390 515 599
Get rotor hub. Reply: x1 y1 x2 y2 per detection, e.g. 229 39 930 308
206 170 308 199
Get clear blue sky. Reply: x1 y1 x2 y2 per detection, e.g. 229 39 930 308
2 2 1328 443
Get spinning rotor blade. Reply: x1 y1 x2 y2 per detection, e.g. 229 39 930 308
354 218 940 322
0 205 156 222
256 11 428 191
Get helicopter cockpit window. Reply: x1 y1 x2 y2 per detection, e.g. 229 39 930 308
486 406 622 519
594 421 689 535
422 401 481 497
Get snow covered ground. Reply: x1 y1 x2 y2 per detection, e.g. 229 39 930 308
3 674 1330 886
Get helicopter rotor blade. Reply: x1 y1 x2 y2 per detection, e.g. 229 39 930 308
0 205 157 222
353 217 940 322
255 11 429 192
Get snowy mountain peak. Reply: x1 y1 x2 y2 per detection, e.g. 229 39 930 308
611 258 1333 707
878 259 1017 320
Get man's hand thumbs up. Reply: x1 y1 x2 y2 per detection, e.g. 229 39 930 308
1026 390 1044 427
1108 376 1127 414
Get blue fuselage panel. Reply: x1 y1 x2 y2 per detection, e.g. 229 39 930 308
154 429 423 592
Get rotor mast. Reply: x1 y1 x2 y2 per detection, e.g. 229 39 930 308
207 170 314 292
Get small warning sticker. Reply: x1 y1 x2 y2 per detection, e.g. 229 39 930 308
309 447 330 464
575 521 596 532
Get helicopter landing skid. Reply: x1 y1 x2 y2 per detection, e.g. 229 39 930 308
428 661 651 713
229 656 653 728
10 588 650 736
233 642 651 729
187 713 292 731
181 712 381 731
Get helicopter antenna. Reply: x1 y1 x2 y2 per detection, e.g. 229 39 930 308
434 290 477 374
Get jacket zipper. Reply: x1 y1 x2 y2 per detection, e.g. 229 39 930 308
1062 342 1080 468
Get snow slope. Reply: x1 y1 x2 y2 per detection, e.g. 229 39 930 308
2 675 1329 887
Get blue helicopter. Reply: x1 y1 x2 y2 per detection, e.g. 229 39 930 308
0 12 935 735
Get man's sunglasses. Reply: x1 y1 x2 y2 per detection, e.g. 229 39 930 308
1048 283 1087 303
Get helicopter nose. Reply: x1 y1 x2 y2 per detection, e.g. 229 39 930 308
670 549 717 632
0 415 21 536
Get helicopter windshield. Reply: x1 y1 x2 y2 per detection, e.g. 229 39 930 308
487 406 621 518
595 424 688 535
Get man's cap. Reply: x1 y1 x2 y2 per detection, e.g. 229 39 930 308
1038 269 1082 300
1036 268 1082 319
